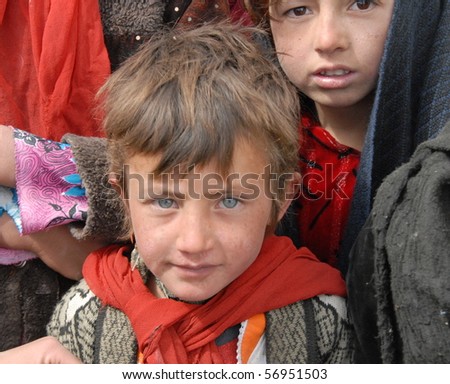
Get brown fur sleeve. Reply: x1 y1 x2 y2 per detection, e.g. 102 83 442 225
62 134 126 242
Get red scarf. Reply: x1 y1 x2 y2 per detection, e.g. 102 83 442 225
83 235 346 364
0 0 110 140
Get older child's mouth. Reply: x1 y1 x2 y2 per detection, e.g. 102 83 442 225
319 69 351 76
313 68 355 89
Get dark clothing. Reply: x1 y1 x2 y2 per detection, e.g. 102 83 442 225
339 0 450 273
347 120 450 363
0 259 74 351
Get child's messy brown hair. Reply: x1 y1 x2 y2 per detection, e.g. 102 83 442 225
98 21 300 235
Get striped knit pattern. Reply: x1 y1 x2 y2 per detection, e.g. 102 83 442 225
94 306 137 364
265 295 353 363
47 280 353 364
47 280 99 363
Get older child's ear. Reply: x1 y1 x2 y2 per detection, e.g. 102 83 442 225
277 172 301 221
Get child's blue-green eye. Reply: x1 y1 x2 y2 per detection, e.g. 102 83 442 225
157 198 175 209
221 198 239 209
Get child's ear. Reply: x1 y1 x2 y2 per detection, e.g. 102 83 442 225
108 173 125 197
277 172 301 221
108 174 130 209
109 173 133 240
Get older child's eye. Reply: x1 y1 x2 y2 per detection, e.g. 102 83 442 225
350 0 374 11
156 198 176 209
220 197 239 209
287 6 310 17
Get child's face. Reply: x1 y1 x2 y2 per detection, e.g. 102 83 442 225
125 141 287 302
269 0 394 109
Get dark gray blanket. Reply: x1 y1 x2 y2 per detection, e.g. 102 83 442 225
340 0 450 273
348 120 450 363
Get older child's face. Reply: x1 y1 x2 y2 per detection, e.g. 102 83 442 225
126 141 287 302
269 0 394 109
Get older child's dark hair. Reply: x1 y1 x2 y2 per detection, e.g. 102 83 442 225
98 22 300 232
244 0 271 27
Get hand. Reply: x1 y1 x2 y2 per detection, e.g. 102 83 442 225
0 336 82 364
0 125 16 187
0 214 108 280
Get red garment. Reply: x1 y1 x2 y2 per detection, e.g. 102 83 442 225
177 0 252 27
297 115 361 267
83 235 346 364
0 0 110 140
229 0 253 25
216 338 238 364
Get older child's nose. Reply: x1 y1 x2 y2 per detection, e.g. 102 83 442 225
175 209 214 254
314 14 349 54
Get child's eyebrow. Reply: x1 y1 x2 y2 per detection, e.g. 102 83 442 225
144 185 187 200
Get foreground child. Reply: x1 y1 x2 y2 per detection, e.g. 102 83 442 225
0 23 352 364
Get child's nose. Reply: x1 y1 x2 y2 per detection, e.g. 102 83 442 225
313 14 349 54
175 210 214 254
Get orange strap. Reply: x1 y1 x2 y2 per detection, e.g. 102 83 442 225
240 313 266 364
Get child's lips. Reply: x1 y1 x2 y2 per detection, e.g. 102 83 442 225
312 67 356 89
317 68 351 76
174 263 217 277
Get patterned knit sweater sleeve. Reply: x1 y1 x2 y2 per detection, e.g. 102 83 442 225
266 295 354 363
46 279 101 363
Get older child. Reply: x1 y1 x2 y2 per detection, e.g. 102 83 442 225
243 0 450 363
245 0 395 268
245 0 449 272
0 23 352 364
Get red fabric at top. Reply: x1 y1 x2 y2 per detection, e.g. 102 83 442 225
0 0 110 140
0 0 6 23
229 0 253 25
297 115 361 268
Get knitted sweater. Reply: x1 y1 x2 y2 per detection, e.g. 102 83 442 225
47 278 353 364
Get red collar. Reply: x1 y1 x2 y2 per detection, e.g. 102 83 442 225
83 236 346 363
